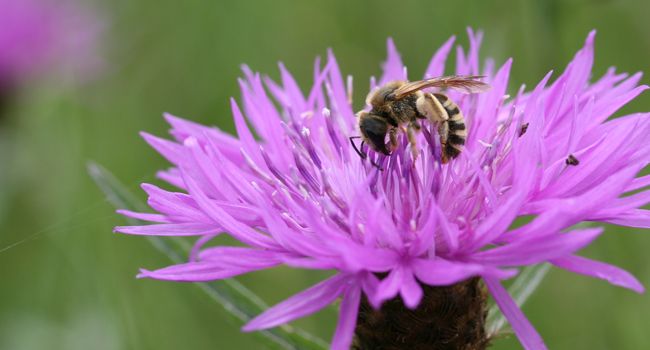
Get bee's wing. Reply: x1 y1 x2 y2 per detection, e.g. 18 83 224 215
393 75 490 98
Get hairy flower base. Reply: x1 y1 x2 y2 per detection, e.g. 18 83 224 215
354 278 489 350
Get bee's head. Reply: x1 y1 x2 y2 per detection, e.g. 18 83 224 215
358 111 390 155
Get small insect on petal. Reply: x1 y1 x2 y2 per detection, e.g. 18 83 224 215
566 154 580 166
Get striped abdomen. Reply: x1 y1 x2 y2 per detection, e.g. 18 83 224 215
434 93 466 163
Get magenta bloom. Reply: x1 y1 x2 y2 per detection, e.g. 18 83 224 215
0 0 102 87
117 30 649 349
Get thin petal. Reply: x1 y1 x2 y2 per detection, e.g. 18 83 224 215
424 35 455 78
413 258 484 286
373 266 403 306
279 62 307 111
469 192 526 250
484 277 547 350
115 223 221 236
180 167 277 249
551 255 644 293
380 38 406 84
601 209 650 228
331 284 361 350
140 183 212 223
140 132 186 166
197 247 292 265
138 262 257 282
242 274 349 331
400 268 423 309
163 112 242 162
116 209 170 223
474 227 603 266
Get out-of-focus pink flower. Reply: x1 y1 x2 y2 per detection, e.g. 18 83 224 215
0 0 103 88
116 29 649 349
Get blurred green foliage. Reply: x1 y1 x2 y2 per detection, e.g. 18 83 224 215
0 0 649 349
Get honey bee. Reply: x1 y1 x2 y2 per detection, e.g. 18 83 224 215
351 76 489 167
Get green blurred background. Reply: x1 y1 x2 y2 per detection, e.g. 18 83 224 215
1 0 649 349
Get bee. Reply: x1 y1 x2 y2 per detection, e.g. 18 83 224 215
350 76 490 167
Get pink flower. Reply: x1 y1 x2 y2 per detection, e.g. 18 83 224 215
116 29 649 349
0 0 103 87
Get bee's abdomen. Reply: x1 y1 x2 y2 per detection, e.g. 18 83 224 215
435 94 466 163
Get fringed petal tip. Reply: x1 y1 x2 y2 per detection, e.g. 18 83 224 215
162 111 179 123
139 131 154 141
136 269 152 279
631 282 645 294
240 324 255 333
586 29 597 45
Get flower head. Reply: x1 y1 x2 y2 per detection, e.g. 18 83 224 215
0 0 103 88
117 29 649 350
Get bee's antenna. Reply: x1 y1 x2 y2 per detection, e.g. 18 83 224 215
349 136 366 159
349 136 384 171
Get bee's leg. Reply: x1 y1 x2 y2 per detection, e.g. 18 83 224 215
416 93 448 124
388 127 398 152
407 122 420 160
438 121 450 163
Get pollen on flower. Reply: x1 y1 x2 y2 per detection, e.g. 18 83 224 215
116 28 649 350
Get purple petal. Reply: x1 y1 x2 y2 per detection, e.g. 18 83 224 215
189 232 220 261
331 284 361 350
116 209 170 223
413 258 484 286
231 98 265 166
589 85 649 128
551 255 645 293
115 223 221 236
601 209 650 228
163 112 242 162
379 38 406 84
139 263 252 282
373 266 403 306
278 62 307 112
180 168 278 249
424 35 455 78
484 277 547 350
434 204 459 253
325 49 355 128
156 168 185 189
400 268 423 309
469 192 526 250
625 174 650 192
139 248 290 282
474 227 603 266
497 209 575 243
140 132 186 166
242 274 350 331
197 247 292 265
140 183 212 223
337 243 399 272
465 28 483 75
